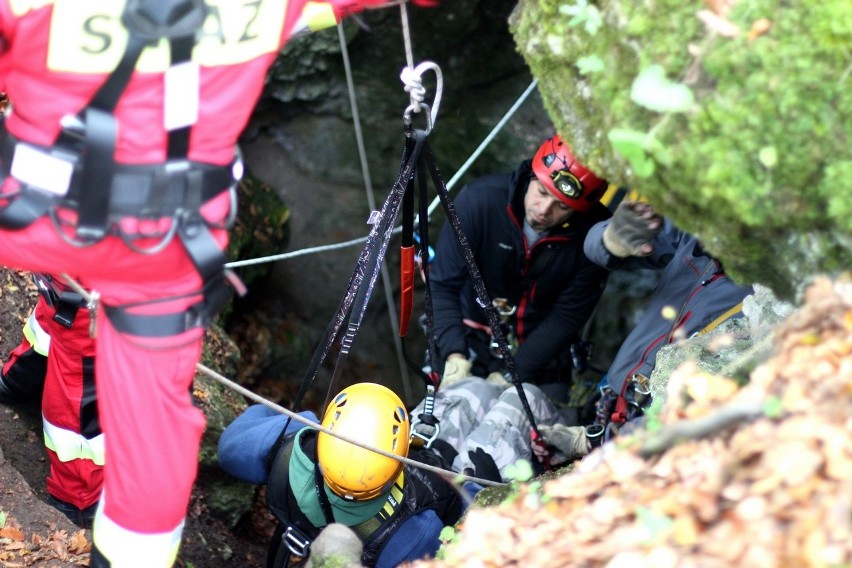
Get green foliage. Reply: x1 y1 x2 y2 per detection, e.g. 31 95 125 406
226 170 291 290
437 525 461 560
512 0 852 298
636 506 675 543
576 54 604 75
630 65 695 113
608 128 672 178
504 459 535 482
561 0 603 35
763 396 784 418
642 398 665 433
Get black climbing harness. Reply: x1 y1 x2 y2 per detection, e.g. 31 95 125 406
0 0 244 337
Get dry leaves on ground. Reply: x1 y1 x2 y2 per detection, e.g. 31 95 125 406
0 517 90 566
412 276 852 568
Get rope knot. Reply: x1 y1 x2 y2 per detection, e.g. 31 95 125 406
399 61 443 132
400 65 427 108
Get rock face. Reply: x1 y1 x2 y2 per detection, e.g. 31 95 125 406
510 0 852 299
249 1 551 188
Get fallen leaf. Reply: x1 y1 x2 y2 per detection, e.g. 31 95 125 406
747 18 772 40
0 527 24 541
696 9 741 37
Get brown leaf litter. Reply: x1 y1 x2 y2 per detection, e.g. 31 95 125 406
412 275 852 568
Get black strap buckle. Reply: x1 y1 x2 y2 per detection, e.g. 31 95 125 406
282 525 312 558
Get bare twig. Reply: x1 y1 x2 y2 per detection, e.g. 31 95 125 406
638 401 766 458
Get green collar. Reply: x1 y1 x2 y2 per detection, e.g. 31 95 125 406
288 429 388 527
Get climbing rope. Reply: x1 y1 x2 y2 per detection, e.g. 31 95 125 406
398 1 442 132
223 80 538 271
336 20 413 403
196 362 504 489
51 6 545 491
57 272 503 488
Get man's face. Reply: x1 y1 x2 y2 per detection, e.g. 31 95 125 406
524 178 574 232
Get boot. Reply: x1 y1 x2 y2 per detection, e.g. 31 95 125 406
0 371 42 406
89 544 110 567
46 494 98 529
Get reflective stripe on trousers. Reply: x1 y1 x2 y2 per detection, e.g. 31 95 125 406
42 416 106 465
23 309 51 356
93 493 183 568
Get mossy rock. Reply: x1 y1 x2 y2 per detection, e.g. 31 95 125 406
511 0 852 299
224 169 291 315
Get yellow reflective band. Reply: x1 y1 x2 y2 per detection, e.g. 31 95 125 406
42 416 106 466
599 184 621 208
93 493 183 568
380 473 405 517
302 2 338 32
22 309 51 357
47 0 288 73
698 302 744 336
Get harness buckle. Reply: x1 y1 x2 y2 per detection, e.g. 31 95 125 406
183 304 207 331
491 297 517 318
282 525 312 558
411 385 440 448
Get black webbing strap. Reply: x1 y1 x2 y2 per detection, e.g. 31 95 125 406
422 143 543 436
399 136 438 385
291 129 428 412
413 155 440 381
67 0 205 238
103 274 230 338
313 461 336 526
406 154 441 446
53 290 84 328
75 34 148 240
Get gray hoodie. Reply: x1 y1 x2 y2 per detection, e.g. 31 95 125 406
584 219 754 395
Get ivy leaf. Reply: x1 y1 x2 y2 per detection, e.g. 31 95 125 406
608 128 657 178
636 506 674 542
763 396 784 418
576 55 604 75
631 65 695 113
759 146 778 169
504 459 534 482
560 0 603 35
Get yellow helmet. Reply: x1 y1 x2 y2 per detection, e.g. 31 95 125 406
316 383 411 501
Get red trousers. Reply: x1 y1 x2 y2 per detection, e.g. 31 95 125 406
3 289 102 509
0 193 230 565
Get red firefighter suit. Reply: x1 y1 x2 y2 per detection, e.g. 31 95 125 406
0 0 410 565
1 274 102 523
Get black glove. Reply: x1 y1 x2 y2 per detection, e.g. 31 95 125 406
464 447 501 483
429 438 459 466
602 200 663 257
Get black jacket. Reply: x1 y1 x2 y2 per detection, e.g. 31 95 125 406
264 430 461 568
429 159 610 381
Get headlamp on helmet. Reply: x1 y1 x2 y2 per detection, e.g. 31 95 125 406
532 134 606 212
316 383 411 501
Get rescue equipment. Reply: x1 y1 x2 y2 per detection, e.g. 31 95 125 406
532 134 606 212
0 0 244 339
316 383 411 501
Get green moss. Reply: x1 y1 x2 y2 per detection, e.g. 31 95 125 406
513 0 852 299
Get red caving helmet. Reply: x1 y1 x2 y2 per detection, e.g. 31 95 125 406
531 135 606 212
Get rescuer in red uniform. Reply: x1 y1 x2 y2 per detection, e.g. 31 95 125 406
0 1 433 564
0 274 102 528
